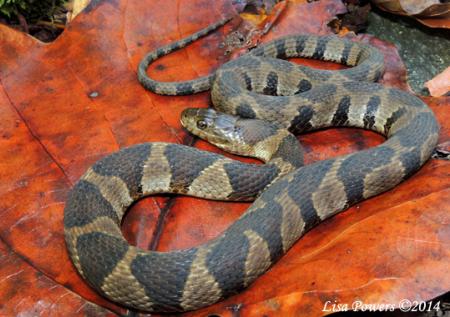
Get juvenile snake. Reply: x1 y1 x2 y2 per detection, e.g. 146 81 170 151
64 18 439 312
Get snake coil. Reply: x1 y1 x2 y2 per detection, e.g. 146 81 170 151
64 18 439 312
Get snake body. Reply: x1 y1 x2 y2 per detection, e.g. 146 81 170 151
64 19 439 312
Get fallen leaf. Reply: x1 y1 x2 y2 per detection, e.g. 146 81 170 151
224 1 288 56
371 0 450 29
0 0 449 316
328 3 372 35
67 0 92 21
425 66 450 97
0 240 114 316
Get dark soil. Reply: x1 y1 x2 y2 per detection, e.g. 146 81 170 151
367 7 450 95
0 2 68 42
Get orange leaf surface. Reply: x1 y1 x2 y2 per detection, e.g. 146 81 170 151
0 0 449 316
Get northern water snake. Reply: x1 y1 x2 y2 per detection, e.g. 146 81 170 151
64 18 439 312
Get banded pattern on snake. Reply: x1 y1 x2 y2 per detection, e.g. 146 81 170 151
64 18 439 312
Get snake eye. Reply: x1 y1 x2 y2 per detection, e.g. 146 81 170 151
196 120 208 130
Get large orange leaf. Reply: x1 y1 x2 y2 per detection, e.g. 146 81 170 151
0 0 449 316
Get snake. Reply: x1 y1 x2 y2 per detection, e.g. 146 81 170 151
64 17 440 313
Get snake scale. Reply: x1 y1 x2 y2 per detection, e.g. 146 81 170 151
64 17 439 312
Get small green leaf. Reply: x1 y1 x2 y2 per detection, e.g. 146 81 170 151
0 7 11 17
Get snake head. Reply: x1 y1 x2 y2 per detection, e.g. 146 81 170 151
181 108 287 163
181 108 252 155
181 108 238 145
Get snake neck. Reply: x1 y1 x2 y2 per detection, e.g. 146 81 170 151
207 118 304 177
252 129 303 176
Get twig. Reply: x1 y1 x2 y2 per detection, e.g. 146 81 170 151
16 12 29 33
36 20 66 29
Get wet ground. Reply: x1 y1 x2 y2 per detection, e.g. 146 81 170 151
366 8 449 95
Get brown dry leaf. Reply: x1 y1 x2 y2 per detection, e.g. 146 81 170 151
328 3 372 35
425 66 450 97
232 1 288 54
371 0 450 28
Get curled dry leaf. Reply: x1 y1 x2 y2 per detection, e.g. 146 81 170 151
220 0 288 58
226 0 288 57
67 0 91 22
425 66 450 97
371 0 450 28
328 3 372 35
